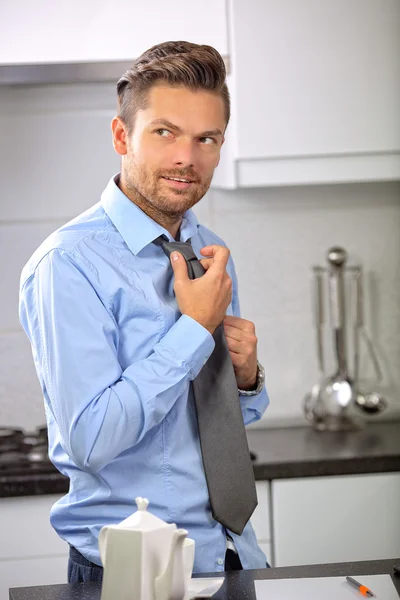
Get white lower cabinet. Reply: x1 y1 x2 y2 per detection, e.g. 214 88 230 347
0 494 68 600
258 542 273 567
0 556 67 600
251 481 274 566
2 471 399 596
272 472 400 567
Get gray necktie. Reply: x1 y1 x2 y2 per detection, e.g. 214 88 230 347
155 236 257 535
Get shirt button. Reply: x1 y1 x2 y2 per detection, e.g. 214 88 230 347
217 558 224 566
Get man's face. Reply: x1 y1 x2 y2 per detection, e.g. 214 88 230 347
117 84 226 219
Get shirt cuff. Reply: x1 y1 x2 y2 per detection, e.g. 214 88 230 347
240 386 270 425
157 314 215 380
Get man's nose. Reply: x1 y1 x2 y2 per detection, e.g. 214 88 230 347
172 138 197 167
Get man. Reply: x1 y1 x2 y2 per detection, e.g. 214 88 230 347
19 41 270 583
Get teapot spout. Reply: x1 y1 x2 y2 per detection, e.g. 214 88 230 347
155 528 188 600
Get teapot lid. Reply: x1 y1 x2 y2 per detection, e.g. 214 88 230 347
117 497 174 531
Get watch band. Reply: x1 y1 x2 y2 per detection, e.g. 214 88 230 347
238 360 265 396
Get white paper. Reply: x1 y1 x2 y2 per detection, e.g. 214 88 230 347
255 574 398 600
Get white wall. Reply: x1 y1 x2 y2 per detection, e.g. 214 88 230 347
207 182 400 427
0 83 399 430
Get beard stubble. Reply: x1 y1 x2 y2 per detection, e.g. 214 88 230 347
122 156 213 224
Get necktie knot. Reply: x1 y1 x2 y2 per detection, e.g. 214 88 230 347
154 235 205 279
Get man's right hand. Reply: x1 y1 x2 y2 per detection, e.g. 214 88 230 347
170 245 232 335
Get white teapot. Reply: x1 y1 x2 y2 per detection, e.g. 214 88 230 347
99 497 194 600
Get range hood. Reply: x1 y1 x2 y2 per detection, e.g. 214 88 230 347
0 56 230 86
0 61 134 85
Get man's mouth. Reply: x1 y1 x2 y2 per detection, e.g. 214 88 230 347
162 176 195 183
161 176 197 189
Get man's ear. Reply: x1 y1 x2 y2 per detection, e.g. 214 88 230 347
111 117 128 156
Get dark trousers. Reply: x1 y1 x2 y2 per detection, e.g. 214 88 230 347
68 545 243 584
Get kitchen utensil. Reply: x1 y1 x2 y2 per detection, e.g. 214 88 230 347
317 248 361 429
351 269 387 415
356 391 387 414
304 246 388 429
303 267 327 428
304 247 363 430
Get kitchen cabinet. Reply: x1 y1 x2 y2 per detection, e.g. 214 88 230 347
0 495 68 600
213 0 400 188
0 558 67 600
251 481 273 565
271 472 400 567
0 0 228 65
0 485 273 598
2 1 399 187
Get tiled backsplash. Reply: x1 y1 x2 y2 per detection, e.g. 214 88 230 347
0 84 399 430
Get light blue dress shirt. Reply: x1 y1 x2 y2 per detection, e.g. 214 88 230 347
19 174 270 573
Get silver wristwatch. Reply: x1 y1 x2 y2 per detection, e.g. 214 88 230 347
238 360 265 396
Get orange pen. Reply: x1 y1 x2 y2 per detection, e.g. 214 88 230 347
346 576 375 597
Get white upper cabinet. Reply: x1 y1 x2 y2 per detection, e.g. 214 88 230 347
0 0 228 64
213 0 400 188
2 0 399 187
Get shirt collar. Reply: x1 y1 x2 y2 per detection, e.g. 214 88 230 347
101 174 200 255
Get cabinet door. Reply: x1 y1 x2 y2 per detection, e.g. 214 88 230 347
272 472 400 567
258 541 274 568
228 0 400 186
0 556 67 600
0 0 228 64
0 495 67 559
232 0 400 159
251 481 272 542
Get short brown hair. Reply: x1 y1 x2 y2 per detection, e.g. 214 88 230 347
116 41 230 133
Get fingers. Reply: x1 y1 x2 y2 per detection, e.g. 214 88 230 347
224 324 258 347
200 245 230 270
224 317 258 361
199 258 213 271
224 315 256 333
224 324 243 343
170 251 189 282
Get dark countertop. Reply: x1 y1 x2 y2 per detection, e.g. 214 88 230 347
9 557 400 599
248 420 400 480
0 469 69 498
2 421 400 498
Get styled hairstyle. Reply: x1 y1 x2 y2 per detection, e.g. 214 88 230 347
116 41 230 133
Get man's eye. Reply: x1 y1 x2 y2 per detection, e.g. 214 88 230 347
155 129 171 137
199 137 216 145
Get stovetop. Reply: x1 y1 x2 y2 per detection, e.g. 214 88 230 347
0 425 70 497
0 425 56 475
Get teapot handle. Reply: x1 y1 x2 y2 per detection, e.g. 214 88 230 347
155 528 188 600
98 526 109 567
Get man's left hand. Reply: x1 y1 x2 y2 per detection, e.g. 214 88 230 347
223 315 258 390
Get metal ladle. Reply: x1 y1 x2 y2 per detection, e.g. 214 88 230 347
304 249 359 429
315 247 360 428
